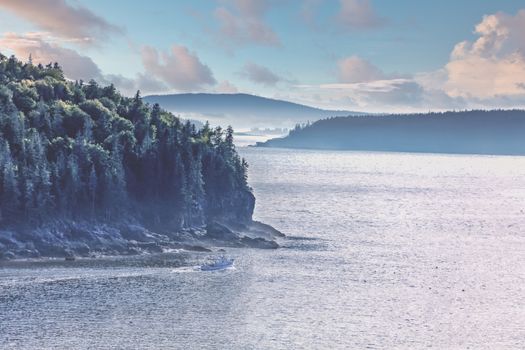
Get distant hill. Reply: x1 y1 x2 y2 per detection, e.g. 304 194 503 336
256 110 525 155
143 93 363 129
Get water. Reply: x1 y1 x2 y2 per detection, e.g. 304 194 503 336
1 148 525 349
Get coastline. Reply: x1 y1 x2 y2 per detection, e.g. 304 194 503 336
0 219 284 261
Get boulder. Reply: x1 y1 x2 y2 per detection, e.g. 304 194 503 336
240 236 279 249
206 221 237 239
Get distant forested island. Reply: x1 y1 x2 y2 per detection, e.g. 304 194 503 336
257 111 525 155
0 54 281 259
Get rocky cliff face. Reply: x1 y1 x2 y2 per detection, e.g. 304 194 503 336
0 173 283 260
0 217 284 260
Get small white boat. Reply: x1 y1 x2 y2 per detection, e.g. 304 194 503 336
200 256 234 271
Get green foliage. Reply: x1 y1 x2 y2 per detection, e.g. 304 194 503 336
0 54 252 228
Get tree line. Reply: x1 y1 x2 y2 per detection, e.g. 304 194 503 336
261 110 525 154
0 53 253 229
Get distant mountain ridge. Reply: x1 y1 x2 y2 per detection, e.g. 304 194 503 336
143 93 363 128
257 110 525 155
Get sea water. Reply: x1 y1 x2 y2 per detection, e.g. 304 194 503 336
1 148 524 349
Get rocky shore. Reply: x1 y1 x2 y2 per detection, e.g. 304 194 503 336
0 220 284 260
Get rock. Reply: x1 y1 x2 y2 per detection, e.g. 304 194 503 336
2 251 16 260
64 249 75 261
181 245 212 252
125 247 140 256
120 225 156 242
16 249 40 258
240 236 279 249
66 226 94 240
37 243 69 258
250 221 285 237
0 216 282 260
136 242 163 253
206 221 237 239
0 234 14 246
71 243 90 257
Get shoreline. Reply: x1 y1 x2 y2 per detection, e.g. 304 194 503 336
0 220 284 261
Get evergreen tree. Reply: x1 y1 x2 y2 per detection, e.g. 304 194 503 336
0 141 19 221
0 53 253 228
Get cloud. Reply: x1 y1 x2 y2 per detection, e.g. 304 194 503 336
104 73 168 96
0 32 103 81
337 0 386 30
0 33 217 95
337 55 385 83
141 45 216 92
240 62 282 86
446 54 525 99
360 80 423 106
291 53 424 111
321 78 411 92
318 79 424 107
444 10 525 100
134 73 169 94
310 9 525 112
0 0 122 45
296 59 468 112
214 0 280 48
0 32 171 96
215 80 238 93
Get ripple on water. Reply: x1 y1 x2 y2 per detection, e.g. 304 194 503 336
1 148 525 349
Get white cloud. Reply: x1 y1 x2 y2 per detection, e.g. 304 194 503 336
214 0 280 48
0 32 172 96
446 54 525 99
0 32 103 80
240 62 282 86
141 45 216 92
322 78 411 91
328 57 429 110
302 9 525 112
215 80 238 93
105 73 168 96
445 10 525 100
0 0 122 45
318 79 423 108
337 55 385 83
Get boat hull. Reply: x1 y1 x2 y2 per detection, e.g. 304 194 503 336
200 260 234 271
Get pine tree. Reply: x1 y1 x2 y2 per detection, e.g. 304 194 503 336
0 142 19 222
88 164 97 217
0 53 255 228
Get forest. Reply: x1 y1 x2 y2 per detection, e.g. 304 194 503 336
0 53 254 233
258 110 525 155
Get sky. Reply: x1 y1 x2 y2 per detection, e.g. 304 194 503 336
1 0 525 113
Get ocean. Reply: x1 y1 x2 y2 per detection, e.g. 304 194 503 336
1 147 524 349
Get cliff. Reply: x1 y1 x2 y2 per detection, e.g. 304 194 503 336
0 54 282 259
